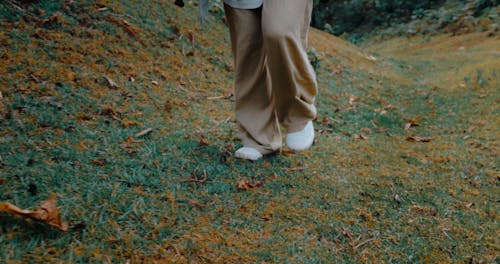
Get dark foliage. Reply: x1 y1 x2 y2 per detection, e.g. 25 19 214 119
312 0 499 37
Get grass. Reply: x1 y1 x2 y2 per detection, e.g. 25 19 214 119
1 0 499 263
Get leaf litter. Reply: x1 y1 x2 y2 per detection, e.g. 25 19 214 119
0 194 84 231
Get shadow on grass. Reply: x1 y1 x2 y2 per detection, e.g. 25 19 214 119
0 213 67 239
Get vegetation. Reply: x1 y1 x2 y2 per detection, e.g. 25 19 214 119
312 0 499 43
0 0 498 262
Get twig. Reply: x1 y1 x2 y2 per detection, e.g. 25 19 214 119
207 93 233 100
180 169 208 184
166 244 181 256
145 92 162 110
282 167 305 172
135 128 153 138
6 0 36 18
353 238 376 251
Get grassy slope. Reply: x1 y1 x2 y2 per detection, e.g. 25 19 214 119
0 1 498 263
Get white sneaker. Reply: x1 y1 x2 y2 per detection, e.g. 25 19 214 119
235 147 263 161
286 121 314 152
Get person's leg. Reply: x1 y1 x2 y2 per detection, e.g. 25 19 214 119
261 0 317 134
224 4 281 158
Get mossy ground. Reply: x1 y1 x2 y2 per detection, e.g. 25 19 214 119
0 1 498 263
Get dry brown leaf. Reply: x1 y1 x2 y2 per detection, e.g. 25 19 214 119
121 119 140 128
375 104 398 115
321 117 329 126
91 159 107 166
237 180 264 191
107 16 146 46
352 134 368 140
406 136 433 143
124 136 144 145
366 54 377 61
404 119 420 130
348 94 357 107
360 128 371 135
387 236 399 245
409 205 437 216
188 199 205 208
199 137 209 147
101 107 121 121
104 76 118 88
219 151 233 164
0 178 6 184
0 195 69 231
280 149 296 155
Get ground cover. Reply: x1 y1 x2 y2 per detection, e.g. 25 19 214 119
0 1 498 262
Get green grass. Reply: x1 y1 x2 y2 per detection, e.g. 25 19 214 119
1 0 499 263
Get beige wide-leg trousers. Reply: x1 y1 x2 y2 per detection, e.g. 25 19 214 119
225 0 317 154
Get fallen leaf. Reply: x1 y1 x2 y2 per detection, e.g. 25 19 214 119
387 236 399 245
348 94 357 107
91 159 107 166
237 180 264 191
199 137 209 147
188 199 205 208
121 119 140 127
409 205 437 216
220 151 233 164
360 128 371 135
404 119 420 130
107 16 146 46
321 117 329 126
406 136 433 143
76 113 93 121
375 104 398 115
0 178 6 184
0 195 69 231
101 107 121 121
352 134 368 140
385 104 396 110
465 189 480 196
280 149 296 155
104 76 118 88
151 80 159 86
124 136 144 144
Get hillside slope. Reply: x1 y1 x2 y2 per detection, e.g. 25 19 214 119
0 1 498 262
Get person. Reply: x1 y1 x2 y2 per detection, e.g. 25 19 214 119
224 0 318 160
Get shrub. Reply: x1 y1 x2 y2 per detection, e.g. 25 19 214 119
312 0 499 40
